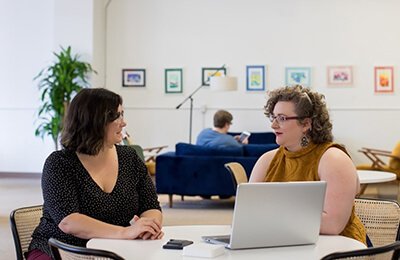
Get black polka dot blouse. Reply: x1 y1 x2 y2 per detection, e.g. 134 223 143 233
28 145 161 257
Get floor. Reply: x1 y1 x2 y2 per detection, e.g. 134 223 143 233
0 177 233 260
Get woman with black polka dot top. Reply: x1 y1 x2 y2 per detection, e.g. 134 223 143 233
26 88 163 260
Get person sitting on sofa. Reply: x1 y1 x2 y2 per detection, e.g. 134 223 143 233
196 109 249 149
249 85 369 246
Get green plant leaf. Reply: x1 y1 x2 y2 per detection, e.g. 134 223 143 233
34 46 96 149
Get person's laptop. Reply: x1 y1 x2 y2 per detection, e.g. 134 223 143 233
202 181 327 249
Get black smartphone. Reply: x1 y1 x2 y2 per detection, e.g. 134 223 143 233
162 239 193 250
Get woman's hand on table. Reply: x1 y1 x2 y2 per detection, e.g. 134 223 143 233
128 215 164 240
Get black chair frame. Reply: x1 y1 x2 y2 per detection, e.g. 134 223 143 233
9 205 43 260
321 241 400 260
48 238 125 260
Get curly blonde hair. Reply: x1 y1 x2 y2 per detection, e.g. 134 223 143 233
264 85 333 143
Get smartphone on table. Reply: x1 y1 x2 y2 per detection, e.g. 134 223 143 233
163 239 193 250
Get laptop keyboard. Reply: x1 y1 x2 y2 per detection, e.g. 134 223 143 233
217 237 231 244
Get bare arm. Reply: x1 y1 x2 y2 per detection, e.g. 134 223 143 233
249 149 278 182
318 147 359 235
59 211 162 240
140 209 163 223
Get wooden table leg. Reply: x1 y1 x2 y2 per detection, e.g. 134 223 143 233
357 184 368 197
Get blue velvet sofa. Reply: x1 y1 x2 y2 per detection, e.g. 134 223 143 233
155 132 278 207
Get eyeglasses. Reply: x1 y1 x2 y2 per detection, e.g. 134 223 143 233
269 114 305 125
113 111 124 122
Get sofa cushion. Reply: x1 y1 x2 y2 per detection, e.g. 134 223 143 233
176 143 243 156
243 144 279 157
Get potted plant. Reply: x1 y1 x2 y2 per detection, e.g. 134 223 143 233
34 46 95 149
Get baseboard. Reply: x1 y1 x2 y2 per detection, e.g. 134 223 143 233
0 172 41 179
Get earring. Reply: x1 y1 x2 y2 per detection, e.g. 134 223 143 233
301 135 309 147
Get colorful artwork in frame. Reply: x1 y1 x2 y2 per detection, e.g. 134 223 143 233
165 68 183 93
201 67 226 86
327 66 353 86
374 66 394 93
246 65 265 91
285 67 311 87
122 69 145 87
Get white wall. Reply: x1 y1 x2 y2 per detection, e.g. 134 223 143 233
106 0 400 164
1 0 399 173
0 0 96 173
0 0 55 173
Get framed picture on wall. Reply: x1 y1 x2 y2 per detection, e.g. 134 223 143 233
285 67 311 87
201 67 226 86
327 66 353 86
165 68 183 93
122 69 146 87
246 65 265 91
374 66 394 93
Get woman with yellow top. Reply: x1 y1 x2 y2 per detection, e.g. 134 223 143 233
249 85 369 246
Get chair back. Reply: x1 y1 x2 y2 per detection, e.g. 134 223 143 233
224 162 248 187
9 205 43 260
321 240 400 260
48 238 125 260
354 198 400 247
389 142 400 171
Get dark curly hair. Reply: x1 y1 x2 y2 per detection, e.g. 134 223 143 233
264 85 333 143
61 88 123 155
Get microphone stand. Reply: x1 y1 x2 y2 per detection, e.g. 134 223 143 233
176 64 226 144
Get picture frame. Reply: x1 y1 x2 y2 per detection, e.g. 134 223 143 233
246 65 265 91
285 67 311 87
201 67 226 86
374 66 394 93
165 68 183 93
122 69 146 87
327 66 353 86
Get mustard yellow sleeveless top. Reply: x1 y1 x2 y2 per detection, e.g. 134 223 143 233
265 142 366 244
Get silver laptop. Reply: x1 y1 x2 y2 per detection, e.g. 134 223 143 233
202 181 327 249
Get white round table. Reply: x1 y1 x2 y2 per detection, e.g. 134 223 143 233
88 225 366 260
357 170 396 184
357 170 397 196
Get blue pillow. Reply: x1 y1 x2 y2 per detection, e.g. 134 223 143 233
176 143 243 156
243 144 279 157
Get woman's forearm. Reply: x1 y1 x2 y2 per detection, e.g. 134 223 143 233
59 211 163 240
58 213 125 239
140 209 163 224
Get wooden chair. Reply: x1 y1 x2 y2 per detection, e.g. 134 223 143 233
357 142 400 179
321 241 400 260
354 198 400 247
9 205 43 260
122 130 168 175
224 162 248 188
128 145 168 175
49 238 124 260
142 145 168 175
